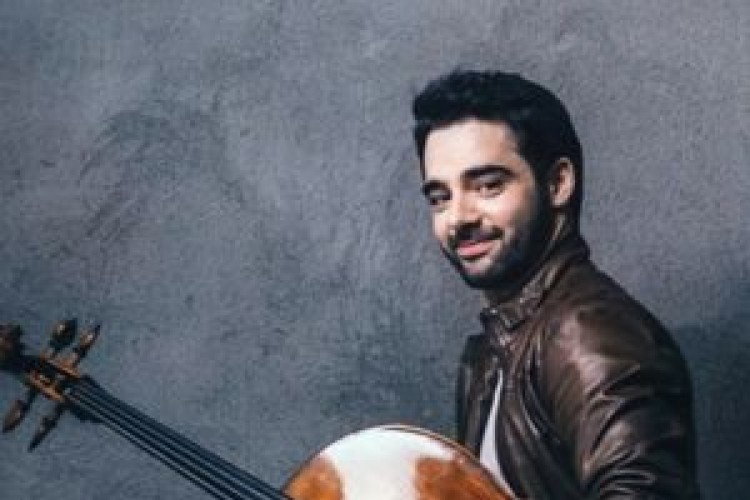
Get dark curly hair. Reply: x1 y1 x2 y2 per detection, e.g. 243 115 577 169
412 70 584 220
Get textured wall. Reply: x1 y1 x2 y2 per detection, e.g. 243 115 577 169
0 1 748 498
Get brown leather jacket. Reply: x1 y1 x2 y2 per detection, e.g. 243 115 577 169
456 233 700 499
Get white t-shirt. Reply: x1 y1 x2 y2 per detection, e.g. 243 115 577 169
479 373 513 494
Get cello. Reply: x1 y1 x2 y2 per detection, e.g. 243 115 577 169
0 321 513 500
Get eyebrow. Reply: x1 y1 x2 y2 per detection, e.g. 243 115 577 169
463 164 514 180
421 179 444 197
421 164 513 196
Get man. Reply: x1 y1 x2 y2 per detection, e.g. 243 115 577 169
412 71 700 499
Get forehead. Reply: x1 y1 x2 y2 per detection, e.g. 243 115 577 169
423 119 527 180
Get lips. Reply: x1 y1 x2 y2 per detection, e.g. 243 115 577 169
455 238 495 259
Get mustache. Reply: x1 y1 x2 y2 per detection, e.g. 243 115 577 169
448 226 502 250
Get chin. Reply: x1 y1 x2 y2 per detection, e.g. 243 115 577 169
458 269 508 290
452 259 507 289
453 249 526 290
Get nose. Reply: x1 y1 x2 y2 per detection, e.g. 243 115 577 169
444 192 480 233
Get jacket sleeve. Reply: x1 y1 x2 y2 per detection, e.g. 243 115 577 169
539 300 700 499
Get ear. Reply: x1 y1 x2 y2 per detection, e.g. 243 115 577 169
548 158 575 209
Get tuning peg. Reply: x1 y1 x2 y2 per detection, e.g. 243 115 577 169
47 319 77 354
2 388 37 433
67 325 100 367
0 324 23 368
3 399 27 433
28 403 65 450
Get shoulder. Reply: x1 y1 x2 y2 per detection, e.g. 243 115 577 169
536 262 691 405
543 262 678 360
529 265 699 497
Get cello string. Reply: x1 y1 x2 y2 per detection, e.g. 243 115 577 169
70 383 279 500
73 380 288 500
69 383 285 500
66 390 241 500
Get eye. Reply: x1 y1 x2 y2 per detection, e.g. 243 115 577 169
475 177 506 197
423 189 450 210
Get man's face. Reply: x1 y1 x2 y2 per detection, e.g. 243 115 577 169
421 118 550 289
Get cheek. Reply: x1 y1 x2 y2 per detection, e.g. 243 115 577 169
431 213 450 244
481 190 537 229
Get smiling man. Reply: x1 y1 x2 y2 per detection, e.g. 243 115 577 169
412 71 700 499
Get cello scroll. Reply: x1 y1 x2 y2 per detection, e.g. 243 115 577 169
0 319 100 448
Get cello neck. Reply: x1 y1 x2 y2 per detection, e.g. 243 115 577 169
66 378 289 500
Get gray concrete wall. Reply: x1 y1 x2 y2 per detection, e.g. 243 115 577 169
0 1 747 498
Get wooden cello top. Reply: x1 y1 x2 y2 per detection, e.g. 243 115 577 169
284 425 514 500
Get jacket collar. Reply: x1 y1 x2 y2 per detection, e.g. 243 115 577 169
479 231 589 340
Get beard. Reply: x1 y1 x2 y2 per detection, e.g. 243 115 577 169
441 194 553 291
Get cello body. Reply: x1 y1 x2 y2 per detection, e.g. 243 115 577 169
285 425 513 500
